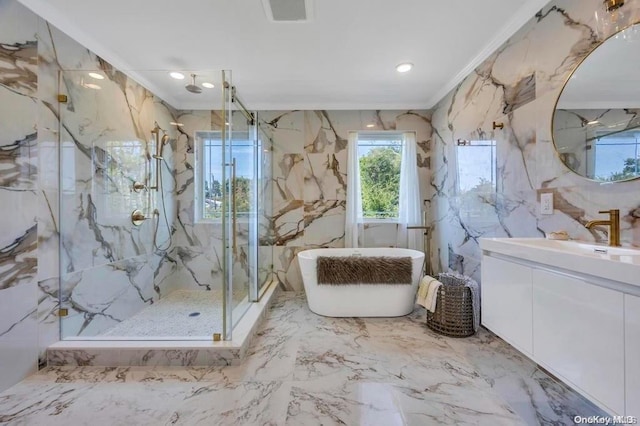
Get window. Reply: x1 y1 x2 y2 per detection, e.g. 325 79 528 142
455 139 497 222
195 131 258 221
456 140 497 193
594 132 640 181
357 132 404 219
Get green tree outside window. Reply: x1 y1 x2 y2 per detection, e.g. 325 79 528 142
359 146 401 218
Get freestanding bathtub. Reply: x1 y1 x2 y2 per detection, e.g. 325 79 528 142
297 248 425 317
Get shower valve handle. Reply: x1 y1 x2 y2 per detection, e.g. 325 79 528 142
131 209 148 226
132 181 147 192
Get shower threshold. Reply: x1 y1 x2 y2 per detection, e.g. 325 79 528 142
46 280 279 367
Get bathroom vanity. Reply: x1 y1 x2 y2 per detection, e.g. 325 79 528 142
480 238 640 416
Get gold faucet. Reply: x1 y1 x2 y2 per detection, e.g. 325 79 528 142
585 209 620 247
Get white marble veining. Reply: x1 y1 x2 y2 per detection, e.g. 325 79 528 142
0 0 39 393
430 0 640 282
0 292 607 425
264 110 432 290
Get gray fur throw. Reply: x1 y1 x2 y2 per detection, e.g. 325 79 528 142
317 256 412 285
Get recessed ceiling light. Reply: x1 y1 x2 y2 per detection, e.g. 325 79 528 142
169 72 185 80
366 124 375 128
587 120 600 125
396 62 413 73
82 83 102 90
201 82 215 89
88 72 104 80
169 121 184 127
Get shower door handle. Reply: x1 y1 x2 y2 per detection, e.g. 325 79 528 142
231 158 237 256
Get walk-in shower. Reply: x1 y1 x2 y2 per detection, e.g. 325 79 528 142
50 69 274 364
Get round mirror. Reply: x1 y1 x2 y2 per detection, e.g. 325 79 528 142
552 23 640 182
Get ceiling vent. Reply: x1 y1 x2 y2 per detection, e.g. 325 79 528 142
262 0 313 22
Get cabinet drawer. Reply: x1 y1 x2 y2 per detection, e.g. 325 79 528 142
533 269 624 415
481 256 533 355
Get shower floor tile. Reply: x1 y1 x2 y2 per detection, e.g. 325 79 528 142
102 290 226 338
101 289 248 338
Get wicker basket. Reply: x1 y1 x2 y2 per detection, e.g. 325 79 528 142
426 273 476 337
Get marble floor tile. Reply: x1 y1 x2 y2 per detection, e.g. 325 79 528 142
293 334 389 382
44 382 190 426
166 381 291 425
285 378 524 426
0 292 608 425
442 328 607 424
220 322 300 382
0 381 96 425
286 380 407 426
26 366 131 383
123 366 217 383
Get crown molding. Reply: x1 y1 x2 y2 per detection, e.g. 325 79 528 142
425 0 553 109
18 0 181 108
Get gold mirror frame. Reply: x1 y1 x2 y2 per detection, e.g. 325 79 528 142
551 20 640 183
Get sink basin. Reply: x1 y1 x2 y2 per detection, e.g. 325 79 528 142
505 238 640 257
480 237 640 287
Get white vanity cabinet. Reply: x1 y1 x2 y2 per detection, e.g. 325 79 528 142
481 256 532 355
532 269 624 415
625 294 640 413
480 237 640 416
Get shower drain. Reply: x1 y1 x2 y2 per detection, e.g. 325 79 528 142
189 312 201 317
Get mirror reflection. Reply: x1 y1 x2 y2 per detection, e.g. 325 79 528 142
552 23 640 182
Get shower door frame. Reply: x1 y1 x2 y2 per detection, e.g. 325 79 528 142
221 72 260 341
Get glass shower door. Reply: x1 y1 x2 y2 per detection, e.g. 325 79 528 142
57 70 171 339
222 72 259 339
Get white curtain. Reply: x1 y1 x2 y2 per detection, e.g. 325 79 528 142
345 132 363 248
396 132 422 250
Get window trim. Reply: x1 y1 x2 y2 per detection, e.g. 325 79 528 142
195 131 222 223
194 130 258 223
455 139 497 195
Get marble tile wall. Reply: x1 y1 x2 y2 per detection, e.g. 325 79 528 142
262 110 432 291
171 110 229 295
0 0 39 393
169 109 271 312
42 28 181 342
429 0 640 283
1 0 188 390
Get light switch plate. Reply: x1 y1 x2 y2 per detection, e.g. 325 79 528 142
540 192 554 215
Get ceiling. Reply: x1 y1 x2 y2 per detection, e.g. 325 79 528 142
19 0 551 110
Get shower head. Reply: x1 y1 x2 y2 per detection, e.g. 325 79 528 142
154 133 170 160
185 74 202 94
